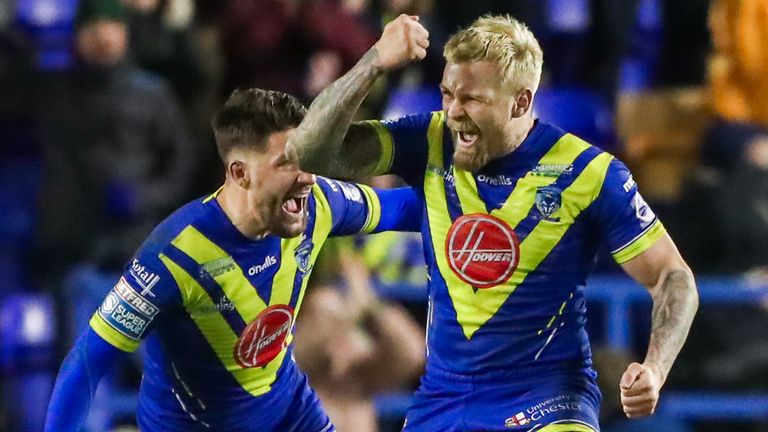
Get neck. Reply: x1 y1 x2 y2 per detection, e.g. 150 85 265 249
216 180 270 240
502 115 535 155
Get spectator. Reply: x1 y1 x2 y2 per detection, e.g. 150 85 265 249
698 0 768 272
36 0 197 281
294 252 425 432
123 0 213 124
123 0 221 196
219 0 377 101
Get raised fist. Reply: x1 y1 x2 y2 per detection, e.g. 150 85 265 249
373 14 430 71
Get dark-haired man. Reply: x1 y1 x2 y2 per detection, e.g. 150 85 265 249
45 88 422 432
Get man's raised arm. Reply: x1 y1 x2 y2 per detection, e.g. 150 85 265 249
286 14 429 180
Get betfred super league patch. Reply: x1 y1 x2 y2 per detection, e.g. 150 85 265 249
98 277 159 341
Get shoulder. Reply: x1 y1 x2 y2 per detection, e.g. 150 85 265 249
377 111 437 131
313 177 363 200
136 197 211 255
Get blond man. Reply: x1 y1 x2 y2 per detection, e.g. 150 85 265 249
286 15 698 431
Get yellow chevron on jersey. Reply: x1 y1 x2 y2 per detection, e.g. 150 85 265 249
150 184 333 397
158 254 287 397
423 112 613 339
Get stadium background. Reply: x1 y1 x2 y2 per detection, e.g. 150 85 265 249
2 0 768 430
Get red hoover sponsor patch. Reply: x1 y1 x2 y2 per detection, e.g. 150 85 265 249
445 213 520 288
234 304 294 368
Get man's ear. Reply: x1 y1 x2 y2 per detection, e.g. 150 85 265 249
511 88 533 119
227 160 250 189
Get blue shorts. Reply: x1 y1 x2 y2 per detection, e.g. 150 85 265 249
403 367 601 432
137 360 335 432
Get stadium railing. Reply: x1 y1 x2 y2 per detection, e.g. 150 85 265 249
374 275 768 422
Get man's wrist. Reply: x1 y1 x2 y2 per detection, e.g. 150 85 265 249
366 46 388 75
642 360 666 386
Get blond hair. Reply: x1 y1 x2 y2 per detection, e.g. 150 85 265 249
444 15 543 92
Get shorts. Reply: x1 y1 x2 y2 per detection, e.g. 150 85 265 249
137 360 335 432
403 366 601 432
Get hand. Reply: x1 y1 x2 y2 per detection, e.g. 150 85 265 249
373 14 429 71
305 51 343 97
619 362 663 418
339 252 378 320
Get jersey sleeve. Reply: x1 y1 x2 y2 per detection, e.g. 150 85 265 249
589 158 667 264
364 112 432 185
45 328 124 432
314 177 422 237
88 248 181 352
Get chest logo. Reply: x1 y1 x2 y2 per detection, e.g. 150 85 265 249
234 304 294 368
294 235 314 273
535 186 562 222
446 214 520 288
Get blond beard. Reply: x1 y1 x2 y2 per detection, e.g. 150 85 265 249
453 124 531 172
453 144 491 172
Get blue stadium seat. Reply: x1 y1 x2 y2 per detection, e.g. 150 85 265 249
15 0 80 70
0 293 57 432
382 86 442 120
533 86 617 152
0 157 42 251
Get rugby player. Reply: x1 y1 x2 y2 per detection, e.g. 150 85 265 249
45 88 421 431
286 14 699 431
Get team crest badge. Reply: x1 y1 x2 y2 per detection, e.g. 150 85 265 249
446 214 520 289
294 235 314 272
535 186 562 222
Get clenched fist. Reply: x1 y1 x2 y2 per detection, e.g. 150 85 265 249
620 362 663 418
373 14 430 71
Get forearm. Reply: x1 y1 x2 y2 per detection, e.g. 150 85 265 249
45 329 122 431
287 48 385 179
360 303 425 390
644 268 699 384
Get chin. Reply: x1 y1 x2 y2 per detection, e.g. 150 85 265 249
453 148 490 172
272 217 307 238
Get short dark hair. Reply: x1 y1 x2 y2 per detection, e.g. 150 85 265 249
212 88 307 161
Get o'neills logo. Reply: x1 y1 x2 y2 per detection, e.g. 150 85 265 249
234 304 294 368
446 214 519 288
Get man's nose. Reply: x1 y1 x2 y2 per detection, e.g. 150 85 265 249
445 99 466 120
297 172 316 187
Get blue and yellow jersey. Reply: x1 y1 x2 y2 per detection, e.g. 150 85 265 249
370 112 665 377
88 178 419 429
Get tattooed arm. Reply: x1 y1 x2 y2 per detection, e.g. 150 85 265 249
286 14 430 180
618 233 699 418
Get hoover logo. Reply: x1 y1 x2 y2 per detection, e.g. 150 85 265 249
234 304 294 368
446 214 519 288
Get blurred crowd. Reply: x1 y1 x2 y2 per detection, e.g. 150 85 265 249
1 0 768 431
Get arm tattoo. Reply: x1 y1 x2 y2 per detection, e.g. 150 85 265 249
287 49 385 179
645 269 699 384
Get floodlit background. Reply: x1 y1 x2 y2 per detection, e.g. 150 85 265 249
1 0 768 431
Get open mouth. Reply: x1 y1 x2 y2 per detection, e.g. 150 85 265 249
456 130 480 147
281 195 308 216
